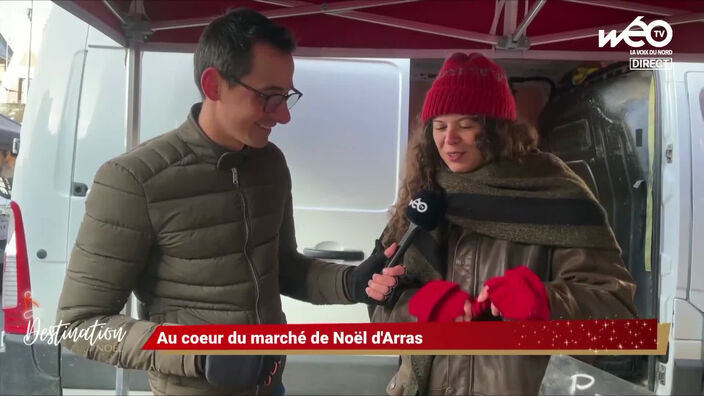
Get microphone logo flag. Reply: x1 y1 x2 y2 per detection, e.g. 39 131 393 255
409 198 428 213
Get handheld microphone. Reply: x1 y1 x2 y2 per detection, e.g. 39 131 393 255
385 189 446 268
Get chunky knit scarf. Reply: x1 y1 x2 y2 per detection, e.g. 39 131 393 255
386 151 620 395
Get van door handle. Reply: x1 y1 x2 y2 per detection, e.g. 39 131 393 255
72 182 88 197
302 248 364 261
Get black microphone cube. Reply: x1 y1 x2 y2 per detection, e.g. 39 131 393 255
406 189 446 231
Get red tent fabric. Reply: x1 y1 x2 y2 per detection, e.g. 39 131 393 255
55 0 704 60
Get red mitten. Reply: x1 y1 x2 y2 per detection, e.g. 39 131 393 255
409 280 469 323
484 266 550 321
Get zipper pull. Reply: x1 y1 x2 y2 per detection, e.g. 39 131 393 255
231 168 239 187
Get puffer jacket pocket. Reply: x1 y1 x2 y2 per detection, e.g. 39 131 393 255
175 307 252 325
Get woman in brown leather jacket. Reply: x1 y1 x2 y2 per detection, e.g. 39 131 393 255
367 53 638 395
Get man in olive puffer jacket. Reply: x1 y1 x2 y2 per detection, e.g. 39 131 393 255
55 8 389 395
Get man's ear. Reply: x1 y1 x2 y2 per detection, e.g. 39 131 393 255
201 67 221 101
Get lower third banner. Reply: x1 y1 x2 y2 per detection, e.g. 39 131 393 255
142 319 668 355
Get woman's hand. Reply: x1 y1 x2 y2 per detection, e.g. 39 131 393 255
480 266 551 321
455 299 474 322
476 285 501 317
456 292 494 321
365 243 404 301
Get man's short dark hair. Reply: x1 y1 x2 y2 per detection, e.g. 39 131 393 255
193 8 296 97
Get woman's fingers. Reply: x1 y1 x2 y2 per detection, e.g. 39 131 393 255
463 299 473 321
476 285 490 303
491 302 501 317
477 286 502 317
454 300 474 322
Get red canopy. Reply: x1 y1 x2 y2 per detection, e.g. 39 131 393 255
55 0 704 60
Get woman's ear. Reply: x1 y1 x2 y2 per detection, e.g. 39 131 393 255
200 67 221 101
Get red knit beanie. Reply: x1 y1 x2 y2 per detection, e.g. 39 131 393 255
421 53 516 123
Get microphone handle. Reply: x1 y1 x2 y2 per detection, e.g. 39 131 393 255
384 223 419 268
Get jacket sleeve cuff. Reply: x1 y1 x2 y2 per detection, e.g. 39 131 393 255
321 261 354 304
341 266 354 302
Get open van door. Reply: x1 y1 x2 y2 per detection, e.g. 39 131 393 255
654 62 704 395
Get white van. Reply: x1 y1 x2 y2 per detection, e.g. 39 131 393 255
1 4 702 395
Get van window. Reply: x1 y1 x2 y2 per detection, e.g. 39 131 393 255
272 58 402 212
140 52 201 138
67 32 126 250
140 54 404 212
71 46 126 188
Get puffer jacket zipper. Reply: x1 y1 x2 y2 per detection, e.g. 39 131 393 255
232 168 261 396
231 168 262 325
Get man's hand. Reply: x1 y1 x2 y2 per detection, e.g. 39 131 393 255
345 243 398 303
366 261 405 302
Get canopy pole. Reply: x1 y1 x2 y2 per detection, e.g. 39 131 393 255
122 0 152 163
125 28 143 151
117 1 151 395
497 0 546 50
514 0 546 39
489 0 506 35
117 34 140 395
102 0 127 24
503 0 518 35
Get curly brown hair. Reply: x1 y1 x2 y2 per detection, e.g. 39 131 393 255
383 116 539 245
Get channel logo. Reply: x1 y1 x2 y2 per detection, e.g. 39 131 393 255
598 16 672 48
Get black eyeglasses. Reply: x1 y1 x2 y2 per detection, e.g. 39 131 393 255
234 79 303 113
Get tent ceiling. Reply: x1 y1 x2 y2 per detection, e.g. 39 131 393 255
55 0 704 60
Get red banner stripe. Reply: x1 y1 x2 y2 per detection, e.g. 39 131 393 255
143 319 659 352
